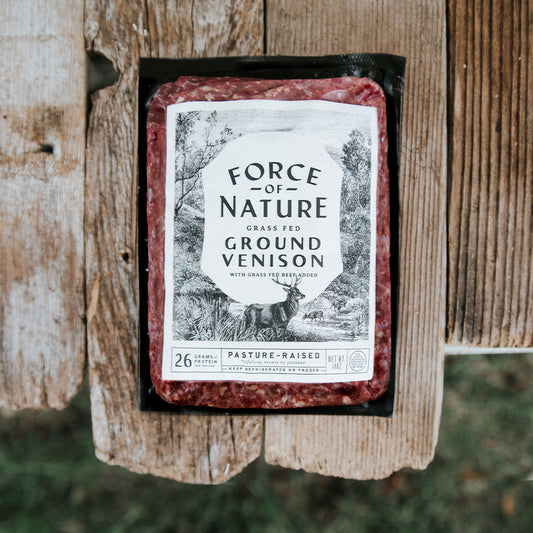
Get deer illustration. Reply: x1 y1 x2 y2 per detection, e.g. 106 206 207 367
244 277 305 340
303 310 324 322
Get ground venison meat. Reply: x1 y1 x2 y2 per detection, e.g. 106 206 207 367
146 76 392 409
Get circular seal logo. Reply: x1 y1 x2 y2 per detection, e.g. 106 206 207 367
348 350 367 372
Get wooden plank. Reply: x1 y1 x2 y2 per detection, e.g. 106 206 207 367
84 0 264 483
0 0 86 408
447 0 533 347
263 0 447 479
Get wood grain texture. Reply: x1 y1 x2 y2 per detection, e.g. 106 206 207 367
0 0 86 408
84 0 264 484
263 0 447 479
447 0 533 347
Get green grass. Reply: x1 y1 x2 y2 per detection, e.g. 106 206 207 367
1 355 532 533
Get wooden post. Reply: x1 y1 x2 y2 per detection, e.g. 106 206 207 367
0 0 86 408
263 0 447 479
84 0 265 483
447 0 533 347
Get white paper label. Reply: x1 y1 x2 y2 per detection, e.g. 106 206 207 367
162 99 378 383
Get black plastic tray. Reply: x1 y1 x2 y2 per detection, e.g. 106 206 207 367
137 54 405 417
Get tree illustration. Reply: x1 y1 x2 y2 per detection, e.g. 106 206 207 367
173 111 233 217
341 129 371 210
333 128 373 307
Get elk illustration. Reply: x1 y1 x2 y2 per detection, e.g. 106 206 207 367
244 277 305 339
303 310 324 322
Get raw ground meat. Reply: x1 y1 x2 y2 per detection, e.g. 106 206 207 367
146 76 392 409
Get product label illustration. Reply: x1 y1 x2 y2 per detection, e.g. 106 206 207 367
162 100 378 383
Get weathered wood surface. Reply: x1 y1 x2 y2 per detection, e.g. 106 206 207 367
84 0 264 484
447 0 533 347
263 0 447 479
0 0 86 408
3 0 531 483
